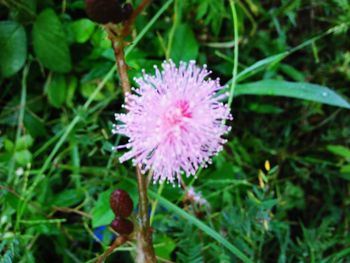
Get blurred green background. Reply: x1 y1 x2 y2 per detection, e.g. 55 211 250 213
0 0 350 262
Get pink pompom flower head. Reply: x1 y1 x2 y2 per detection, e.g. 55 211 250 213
113 60 232 185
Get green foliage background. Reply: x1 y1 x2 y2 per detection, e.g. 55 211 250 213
1 0 350 262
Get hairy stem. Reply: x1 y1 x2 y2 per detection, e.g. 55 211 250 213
113 38 131 94
105 1 156 262
135 167 156 263
111 36 156 262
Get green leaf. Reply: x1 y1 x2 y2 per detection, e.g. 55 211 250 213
236 52 287 83
339 168 350 181
24 111 47 138
92 190 114 228
149 191 253 263
170 23 199 63
71 19 95 44
15 149 32 166
91 29 111 49
66 76 78 108
47 74 67 108
51 189 85 207
33 9 72 73
155 235 176 260
15 135 34 150
327 145 350 160
0 21 27 78
196 2 208 20
4 191 21 210
340 164 350 174
4 139 14 152
235 80 350 109
80 81 115 102
247 102 284 114
279 64 305 82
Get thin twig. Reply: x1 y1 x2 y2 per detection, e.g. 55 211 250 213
122 0 151 36
105 25 131 95
96 236 128 263
53 206 91 218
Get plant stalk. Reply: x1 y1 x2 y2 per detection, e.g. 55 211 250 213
135 167 156 263
105 1 157 261
111 32 156 263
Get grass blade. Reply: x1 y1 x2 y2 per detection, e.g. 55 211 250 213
235 80 350 109
236 52 287 83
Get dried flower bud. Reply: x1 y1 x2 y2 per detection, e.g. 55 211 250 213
110 189 133 217
111 217 134 235
85 0 133 24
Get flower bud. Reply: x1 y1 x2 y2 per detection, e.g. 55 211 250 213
111 217 134 235
85 0 133 24
110 189 133 217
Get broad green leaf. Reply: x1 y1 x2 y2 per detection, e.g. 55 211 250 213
71 19 95 43
149 191 253 263
196 2 208 20
4 139 14 152
327 145 350 160
235 80 350 109
47 74 67 108
155 235 176 260
91 29 111 49
0 21 27 78
33 9 72 73
170 23 199 63
15 135 34 150
341 164 350 174
92 190 114 228
15 149 32 166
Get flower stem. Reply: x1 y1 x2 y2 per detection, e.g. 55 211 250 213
112 37 156 261
135 167 157 263
113 37 131 94
105 1 156 262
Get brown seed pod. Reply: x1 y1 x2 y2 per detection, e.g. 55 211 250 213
85 0 133 24
111 217 134 235
110 189 133 217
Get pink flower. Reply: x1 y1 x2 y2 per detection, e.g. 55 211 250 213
113 60 232 184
